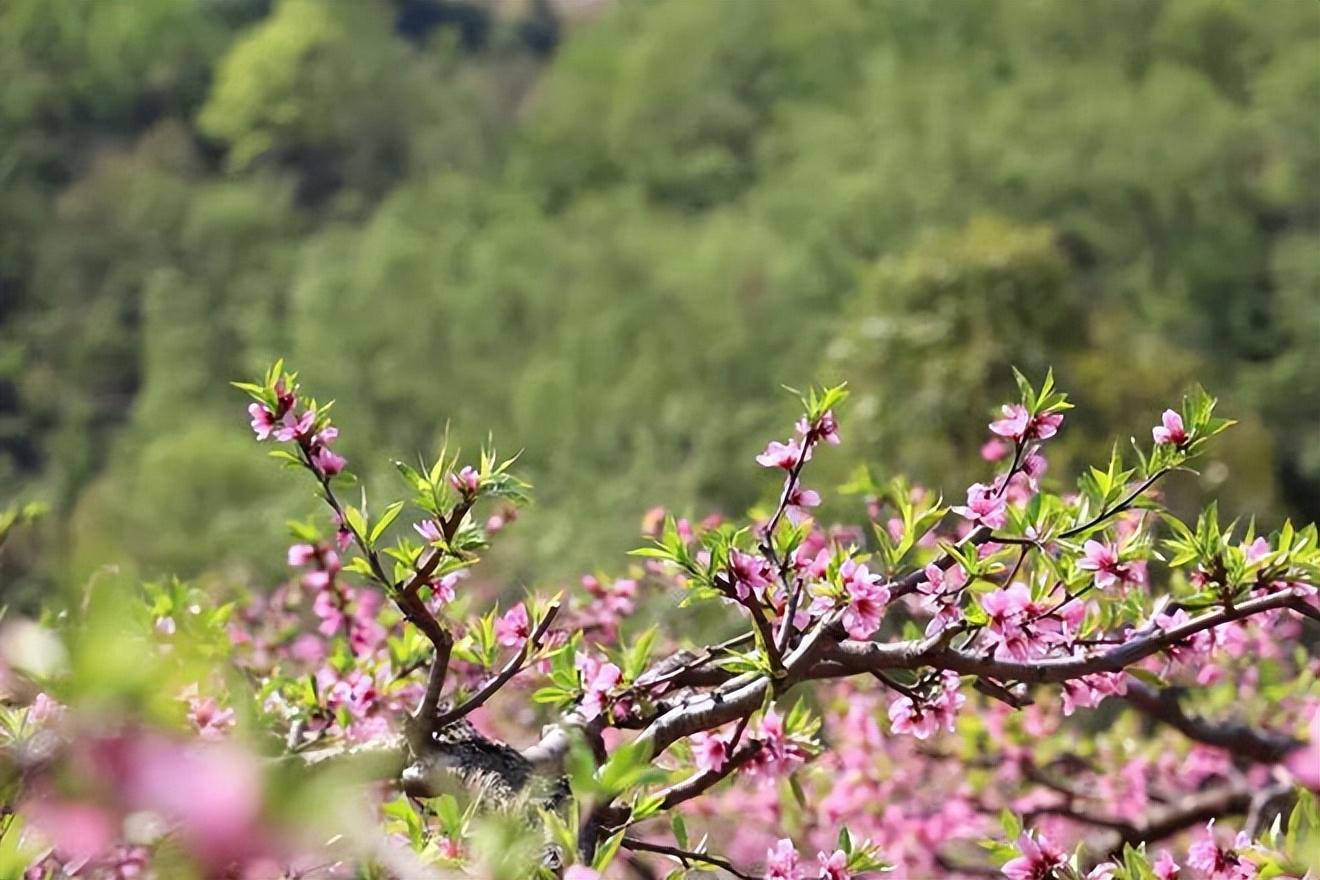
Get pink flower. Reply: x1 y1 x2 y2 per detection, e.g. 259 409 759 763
889 673 963 739
839 559 890 639
564 869 601 880
689 731 728 774
1002 832 1065 880
449 466 480 496
287 543 317 567
981 583 1050 661
982 438 1011 461
757 438 807 470
576 652 621 721
273 378 295 414
817 849 850 880
1153 850 1181 880
1152 409 1188 447
786 486 822 523
765 838 802 880
953 482 1007 528
311 445 346 476
248 403 276 440
21 792 117 866
798 411 841 446
186 694 236 741
888 695 938 739
1060 672 1128 716
982 583 1030 633
494 603 531 647
747 707 805 779
1243 537 1271 566
1087 864 1118 880
80 734 268 870
273 409 314 442
427 572 461 608
729 550 773 601
414 519 443 543
794 546 831 580
1076 540 1136 590
989 404 1063 442
919 563 968 635
1186 821 1256 880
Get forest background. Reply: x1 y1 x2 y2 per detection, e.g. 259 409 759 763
2 0 1318 607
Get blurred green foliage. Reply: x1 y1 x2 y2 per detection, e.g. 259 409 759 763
1 0 1317 601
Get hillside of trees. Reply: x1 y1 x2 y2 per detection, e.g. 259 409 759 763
2 0 1318 603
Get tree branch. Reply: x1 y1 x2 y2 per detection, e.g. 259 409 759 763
1121 678 1302 764
621 838 757 880
431 603 561 730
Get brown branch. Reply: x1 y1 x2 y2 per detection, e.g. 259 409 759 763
827 587 1305 684
1121 679 1302 764
890 525 994 601
657 741 763 811
1059 469 1168 540
431 603 561 730
621 838 757 880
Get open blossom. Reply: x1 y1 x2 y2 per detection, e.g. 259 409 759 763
494 603 530 647
1002 831 1066 880
576 652 621 721
747 707 805 779
794 546 831 580
1077 540 1141 590
688 731 728 774
786 485 822 523
414 519 443 543
981 583 1032 657
273 408 315 442
1187 822 1255 880
816 849 850 880
287 543 317 566
839 559 890 639
1060 671 1127 716
187 696 236 740
426 572 461 609
729 550 773 601
1153 850 1181 880
449 465 480 495
765 838 802 880
889 672 963 739
757 437 808 470
989 404 1063 442
953 482 1007 528
1152 409 1189 446
919 563 967 635
248 403 276 440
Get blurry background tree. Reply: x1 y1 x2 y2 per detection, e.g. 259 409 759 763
2 0 1317 604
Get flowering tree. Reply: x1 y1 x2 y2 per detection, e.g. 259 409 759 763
3 363 1318 880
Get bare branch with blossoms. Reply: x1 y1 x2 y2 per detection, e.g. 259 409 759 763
5 365 1319 880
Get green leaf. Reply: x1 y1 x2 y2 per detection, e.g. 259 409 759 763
370 501 405 544
343 505 367 540
671 814 689 850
